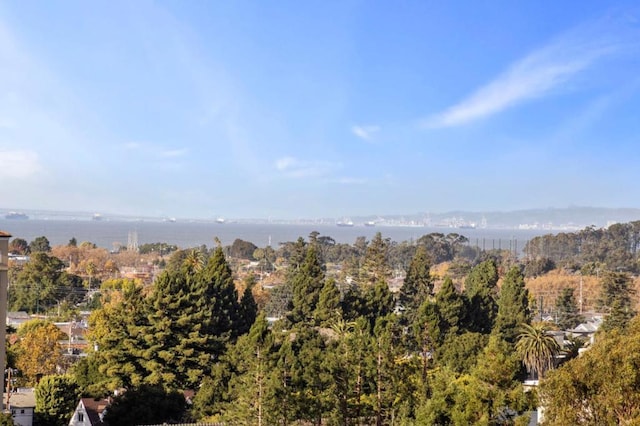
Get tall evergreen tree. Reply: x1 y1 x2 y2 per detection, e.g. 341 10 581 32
554 287 583 330
289 245 325 324
435 277 465 342
360 232 391 287
286 237 308 273
143 246 243 389
223 313 276 425
143 270 193 387
340 284 368 321
463 259 499 334
398 246 433 323
288 327 333 425
363 280 395 329
493 266 530 344
372 315 418 425
199 245 243 339
88 283 149 389
598 271 636 331
35 375 80 426
239 274 259 335
314 278 342 325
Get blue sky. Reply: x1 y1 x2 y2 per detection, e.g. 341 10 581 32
1 1 639 220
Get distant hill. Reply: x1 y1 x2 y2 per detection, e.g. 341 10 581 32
3 206 640 229
350 207 640 230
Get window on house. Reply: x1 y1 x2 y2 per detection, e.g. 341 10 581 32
20 409 24 414
79 413 84 422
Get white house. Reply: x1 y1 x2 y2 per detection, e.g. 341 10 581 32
68 398 109 426
3 389 36 426
6 311 30 328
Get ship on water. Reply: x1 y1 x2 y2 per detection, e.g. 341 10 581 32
336 218 354 227
5 212 29 220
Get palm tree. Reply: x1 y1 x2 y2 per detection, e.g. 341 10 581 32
516 322 560 379
183 249 205 274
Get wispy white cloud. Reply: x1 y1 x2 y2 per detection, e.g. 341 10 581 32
0 149 42 179
123 142 142 150
159 148 188 158
120 142 188 159
330 176 367 184
275 156 339 178
425 20 634 128
351 124 380 141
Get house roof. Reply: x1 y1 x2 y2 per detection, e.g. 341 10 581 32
7 311 31 319
81 398 109 425
0 231 12 238
54 321 88 338
3 390 36 409
571 319 602 333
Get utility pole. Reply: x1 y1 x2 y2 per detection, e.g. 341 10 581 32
0 231 12 412
579 275 584 314
5 368 14 410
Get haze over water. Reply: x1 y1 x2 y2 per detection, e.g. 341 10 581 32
0 219 549 254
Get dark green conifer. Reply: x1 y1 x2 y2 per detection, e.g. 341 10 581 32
143 246 242 389
463 259 499 334
239 274 259 334
289 245 325 324
223 313 276 425
554 288 583 330
493 266 530 344
435 276 465 340
398 246 433 323
360 232 391 287
314 277 342 325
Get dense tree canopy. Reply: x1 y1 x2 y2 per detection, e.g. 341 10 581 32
15 320 66 385
541 317 640 425
9 251 84 313
15 223 640 425
35 375 80 426
493 266 530 344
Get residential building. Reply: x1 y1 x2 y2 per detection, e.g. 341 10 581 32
3 389 36 426
69 398 109 426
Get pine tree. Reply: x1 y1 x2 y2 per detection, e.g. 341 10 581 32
554 287 583 330
289 245 325 324
360 232 391 287
88 284 149 389
435 276 465 341
143 270 191 387
314 278 342 325
372 315 417 425
287 327 334 425
398 246 433 323
239 274 259 335
199 245 243 338
143 246 243 389
463 259 499 334
493 266 530 344
598 271 636 331
223 313 276 426
363 280 394 329
286 237 308 274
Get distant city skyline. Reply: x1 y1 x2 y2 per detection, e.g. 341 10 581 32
1 1 640 220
